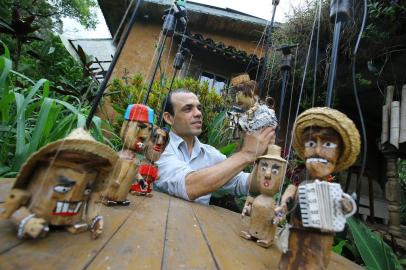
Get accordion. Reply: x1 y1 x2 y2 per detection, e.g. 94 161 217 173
298 180 356 232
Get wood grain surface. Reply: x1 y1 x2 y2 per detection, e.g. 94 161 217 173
0 178 363 270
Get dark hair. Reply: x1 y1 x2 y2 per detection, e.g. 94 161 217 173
162 88 193 116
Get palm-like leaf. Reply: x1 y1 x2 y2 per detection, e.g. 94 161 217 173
347 217 402 270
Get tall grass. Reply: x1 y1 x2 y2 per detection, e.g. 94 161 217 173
0 42 116 177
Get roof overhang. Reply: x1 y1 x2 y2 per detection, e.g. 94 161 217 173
98 0 276 42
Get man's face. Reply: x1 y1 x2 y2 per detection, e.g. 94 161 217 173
164 92 203 139
120 120 152 153
302 127 342 179
256 158 285 196
144 127 168 162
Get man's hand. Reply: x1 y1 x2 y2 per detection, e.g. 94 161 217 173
240 127 276 162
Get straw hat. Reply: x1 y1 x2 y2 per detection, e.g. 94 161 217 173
292 107 360 173
258 144 286 163
14 128 119 189
230 73 250 86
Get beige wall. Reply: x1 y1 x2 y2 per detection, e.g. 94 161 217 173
111 21 260 82
101 21 261 122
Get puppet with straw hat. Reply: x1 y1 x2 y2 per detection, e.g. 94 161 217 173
0 128 118 239
275 107 360 269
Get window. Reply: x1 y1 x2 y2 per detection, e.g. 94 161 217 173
199 72 228 95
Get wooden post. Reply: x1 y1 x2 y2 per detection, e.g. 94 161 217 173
382 105 390 144
390 101 400 148
383 151 402 237
382 85 394 144
400 85 406 143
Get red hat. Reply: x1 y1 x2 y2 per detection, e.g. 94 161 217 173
124 104 154 123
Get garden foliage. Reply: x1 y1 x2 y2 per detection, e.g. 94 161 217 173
0 42 116 177
109 73 231 144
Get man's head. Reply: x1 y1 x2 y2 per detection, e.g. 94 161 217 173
162 89 202 140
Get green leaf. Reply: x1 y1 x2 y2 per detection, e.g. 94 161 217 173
0 91 14 122
112 103 125 115
0 56 12 95
332 240 347 255
219 143 237 157
91 116 104 143
27 98 54 156
14 92 26 169
347 217 402 270
0 164 11 176
207 111 226 146
15 79 48 122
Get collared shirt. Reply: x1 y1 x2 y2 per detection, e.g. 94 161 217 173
155 131 250 204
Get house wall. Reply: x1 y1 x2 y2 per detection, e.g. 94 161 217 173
110 21 261 82
100 21 262 123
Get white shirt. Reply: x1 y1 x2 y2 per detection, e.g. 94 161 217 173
155 131 250 204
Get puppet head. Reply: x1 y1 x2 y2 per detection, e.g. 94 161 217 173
120 104 154 153
11 128 118 226
144 127 169 162
252 145 287 196
292 107 360 179
230 74 259 111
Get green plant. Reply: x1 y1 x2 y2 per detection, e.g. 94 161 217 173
0 42 115 177
109 73 226 144
347 217 402 270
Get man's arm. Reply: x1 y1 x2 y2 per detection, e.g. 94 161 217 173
185 127 275 200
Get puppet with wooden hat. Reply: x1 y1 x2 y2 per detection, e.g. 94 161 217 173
102 104 154 206
275 107 359 269
130 126 168 196
240 144 287 248
0 128 118 239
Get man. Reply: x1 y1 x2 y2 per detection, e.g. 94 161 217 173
155 88 276 204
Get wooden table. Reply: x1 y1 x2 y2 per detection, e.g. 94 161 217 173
0 178 361 269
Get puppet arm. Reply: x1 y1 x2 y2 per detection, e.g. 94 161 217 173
274 184 297 224
241 196 254 217
11 207 49 239
0 189 31 219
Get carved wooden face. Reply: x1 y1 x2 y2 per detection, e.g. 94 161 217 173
302 127 342 179
120 120 152 153
27 157 98 225
144 127 168 162
236 92 255 111
256 158 285 196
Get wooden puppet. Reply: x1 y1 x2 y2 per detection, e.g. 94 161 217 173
102 104 154 206
275 107 360 270
240 144 287 248
230 73 259 112
0 128 118 239
130 127 168 196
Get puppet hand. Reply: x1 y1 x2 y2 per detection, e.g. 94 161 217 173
273 206 286 224
90 215 104 239
340 197 354 214
22 217 49 239
241 205 251 217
